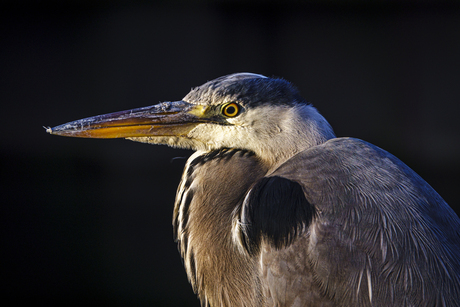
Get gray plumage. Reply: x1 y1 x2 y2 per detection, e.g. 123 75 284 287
48 73 460 307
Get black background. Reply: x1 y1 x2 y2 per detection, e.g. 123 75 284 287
2 1 460 306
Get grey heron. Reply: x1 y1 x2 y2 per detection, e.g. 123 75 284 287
47 73 460 306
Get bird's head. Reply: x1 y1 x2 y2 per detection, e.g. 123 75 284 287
48 73 335 166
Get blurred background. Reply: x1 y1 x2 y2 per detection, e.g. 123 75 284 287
1 0 459 306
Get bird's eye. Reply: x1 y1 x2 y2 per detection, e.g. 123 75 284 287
222 103 240 117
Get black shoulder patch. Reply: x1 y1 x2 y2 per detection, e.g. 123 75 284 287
241 176 315 255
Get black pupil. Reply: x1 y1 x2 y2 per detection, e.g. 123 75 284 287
226 105 236 115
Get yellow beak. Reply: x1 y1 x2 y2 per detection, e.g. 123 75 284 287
47 101 212 139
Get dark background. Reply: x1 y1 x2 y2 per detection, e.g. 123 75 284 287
2 0 459 306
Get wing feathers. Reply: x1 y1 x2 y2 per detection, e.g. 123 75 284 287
241 176 315 255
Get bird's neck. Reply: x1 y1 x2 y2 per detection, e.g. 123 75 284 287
253 104 336 170
173 149 269 306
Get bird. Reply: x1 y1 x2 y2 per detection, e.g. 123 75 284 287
47 73 460 307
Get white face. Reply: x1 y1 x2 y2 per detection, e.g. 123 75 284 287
187 104 286 149
185 103 334 166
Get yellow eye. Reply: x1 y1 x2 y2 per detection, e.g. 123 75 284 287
222 103 240 117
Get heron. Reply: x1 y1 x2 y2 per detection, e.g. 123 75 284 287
47 73 460 306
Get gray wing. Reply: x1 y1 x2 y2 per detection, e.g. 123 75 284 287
241 137 460 306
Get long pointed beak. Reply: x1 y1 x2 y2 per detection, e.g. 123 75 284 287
47 101 211 139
